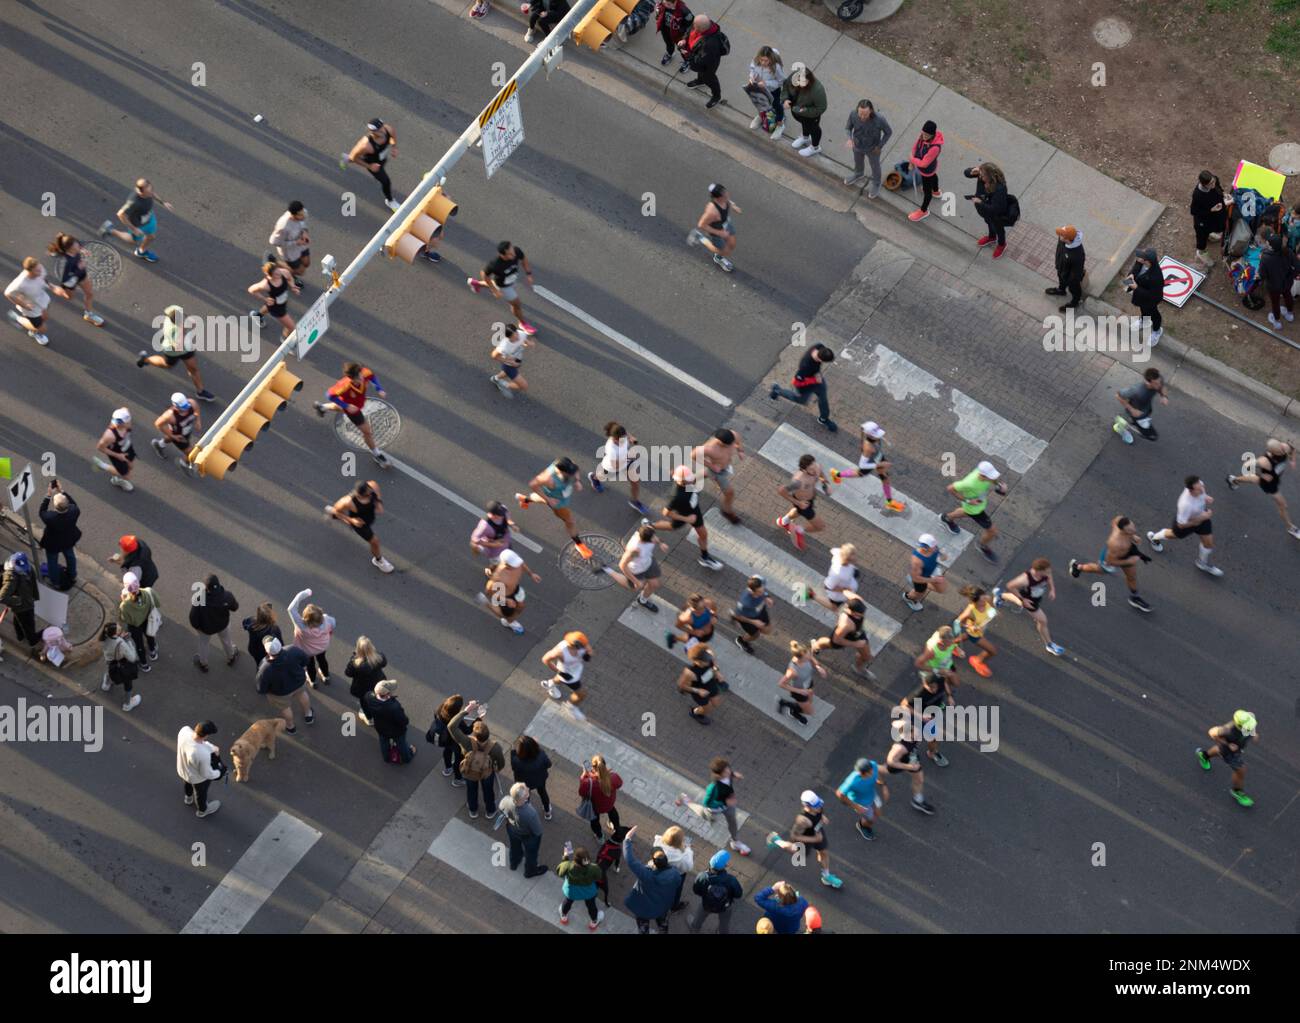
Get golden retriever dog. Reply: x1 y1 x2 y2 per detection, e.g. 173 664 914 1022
230 718 287 782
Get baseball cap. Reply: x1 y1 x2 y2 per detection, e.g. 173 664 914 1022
118 534 139 553
171 392 192 409
917 533 938 548
708 183 726 198
366 117 384 131
1233 710 1257 736
263 636 283 656
854 757 874 773
977 460 1000 480
498 549 524 568
861 421 885 439
800 789 824 808
111 407 131 425
565 631 589 648
672 464 696 485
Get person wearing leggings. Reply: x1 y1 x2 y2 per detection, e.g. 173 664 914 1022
907 120 944 221
344 119 399 209
781 64 827 158
579 756 623 840
655 0 693 68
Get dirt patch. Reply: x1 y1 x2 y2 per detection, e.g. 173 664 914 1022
787 0 1300 398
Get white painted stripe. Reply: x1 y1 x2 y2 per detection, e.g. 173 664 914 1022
759 424 971 561
616 598 835 737
427 818 638 934
385 454 542 553
523 701 748 842
182 811 322 934
691 508 902 653
859 344 1049 473
533 285 732 408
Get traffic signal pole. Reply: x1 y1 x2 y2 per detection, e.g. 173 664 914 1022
190 0 600 464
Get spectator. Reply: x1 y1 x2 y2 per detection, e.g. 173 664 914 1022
256 636 312 734
905 120 944 222
1046 225 1086 312
109 534 158 588
362 679 416 764
653 825 695 910
189 573 240 673
556 845 605 929
500 782 547 877
655 0 694 69
754 880 809 934
345 636 387 726
1190 170 1227 268
689 849 743 934
118 573 161 669
964 162 1010 257
781 63 827 158
511 735 553 820
3 553 43 656
427 694 472 785
1260 232 1298 330
614 0 656 45
744 45 784 136
579 754 623 840
679 14 726 109
100 622 141 712
1123 248 1165 346
621 825 681 933
289 588 335 688
843 99 892 196
242 602 281 668
37 480 80 591
176 720 224 818
448 700 505 819
524 0 569 44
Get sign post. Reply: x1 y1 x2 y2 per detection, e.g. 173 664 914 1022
1158 255 1205 309
480 81 525 179
6 463 42 580
293 294 332 360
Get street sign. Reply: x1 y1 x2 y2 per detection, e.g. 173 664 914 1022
294 294 331 359
7 463 34 512
1158 255 1205 309
480 81 524 179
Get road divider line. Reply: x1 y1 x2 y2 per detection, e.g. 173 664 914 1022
533 285 732 408
385 454 542 553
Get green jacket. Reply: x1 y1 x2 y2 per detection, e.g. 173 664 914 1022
119 588 160 628
781 77 827 120
0 568 37 614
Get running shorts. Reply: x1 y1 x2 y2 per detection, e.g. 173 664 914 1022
1170 519 1212 539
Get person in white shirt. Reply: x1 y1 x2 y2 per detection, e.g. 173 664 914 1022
1147 474 1224 576
588 421 651 516
5 257 53 346
604 522 669 612
268 200 311 286
541 631 593 719
809 543 861 612
176 720 224 818
490 323 534 397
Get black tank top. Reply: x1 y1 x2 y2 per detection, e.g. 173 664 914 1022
350 494 376 525
167 407 197 438
367 128 391 163
1019 570 1048 600
266 270 289 305
708 199 731 231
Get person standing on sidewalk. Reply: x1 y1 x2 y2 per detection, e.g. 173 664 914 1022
38 481 80 591
325 480 395 573
1123 248 1166 346
579 755 624 841
781 63 826 158
622 825 681 933
268 200 311 288
1226 438 1300 539
427 694 471 783
499 783 548 877
1259 232 1298 330
1113 367 1169 445
177 721 224 819
342 118 401 211
242 602 282 668
1 553 41 656
964 162 1010 258
679 14 727 110
448 700 505 819
511 735 553 820
769 342 838 432
100 623 142 712
906 121 944 222
5 257 54 347
1190 170 1227 268
744 45 784 135
362 679 417 765
118 574 160 670
467 241 538 336
289 588 336 688
1046 225 1086 312
844 99 892 195
99 177 174 263
256 637 313 734
47 233 105 326
1146 475 1225 577
687 183 742 273
345 636 387 726
189 574 240 673
1196 710 1259 808
556 845 605 929
136 305 216 402
110 534 158 589
689 849 743 934
655 0 694 68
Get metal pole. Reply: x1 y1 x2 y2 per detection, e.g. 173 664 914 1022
192 0 600 455
20 504 40 577
1190 291 1300 353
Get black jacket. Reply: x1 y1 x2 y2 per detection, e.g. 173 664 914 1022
346 653 388 700
362 692 410 739
1055 238 1086 286
684 25 724 73
189 581 238 634
1260 239 1299 292
38 497 82 552
1128 260 1164 312
0 566 37 614
121 543 159 589
1189 181 1227 229
510 748 553 788
692 867 744 910
256 646 310 696
243 618 282 662
964 168 1009 222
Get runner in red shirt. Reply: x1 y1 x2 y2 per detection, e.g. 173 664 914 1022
313 361 390 466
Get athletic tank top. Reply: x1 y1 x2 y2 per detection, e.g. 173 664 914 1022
913 546 940 577
368 128 391 162
709 199 731 231
266 270 289 305
350 494 377 525
788 657 814 690
962 602 993 636
104 426 132 455
482 516 508 541
1020 570 1048 601
167 407 197 438
689 606 714 631
540 467 573 503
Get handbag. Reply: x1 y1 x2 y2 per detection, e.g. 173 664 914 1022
577 777 598 821
387 739 402 764
145 591 162 638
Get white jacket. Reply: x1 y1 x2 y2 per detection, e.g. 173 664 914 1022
653 834 695 875
102 635 138 665
176 726 221 784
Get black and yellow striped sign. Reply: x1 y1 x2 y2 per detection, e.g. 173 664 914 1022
479 80 518 129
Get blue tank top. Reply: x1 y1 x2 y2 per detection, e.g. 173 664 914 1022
913 546 939 577
689 607 714 631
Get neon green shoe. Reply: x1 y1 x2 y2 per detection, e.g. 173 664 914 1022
1195 747 1211 771
1230 789 1254 808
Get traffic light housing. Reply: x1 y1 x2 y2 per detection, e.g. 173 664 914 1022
190 361 303 479
384 184 458 264
572 0 639 50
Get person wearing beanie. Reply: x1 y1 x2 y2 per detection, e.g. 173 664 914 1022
109 533 158 588
37 480 81 591
256 635 313 734
176 720 224 818
136 304 214 401
963 162 1011 257
362 678 417 764
1123 248 1166 346
780 63 828 158
689 848 744 933
621 825 681 933
1259 231 1299 330
1 552 41 654
1196 710 1259 807
906 120 944 222
1189 170 1227 268
117 571 161 669
1047 225 1087 311
189 573 240 673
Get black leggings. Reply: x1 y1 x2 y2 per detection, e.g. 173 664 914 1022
591 805 620 839
778 697 809 723
981 212 1006 246
921 173 940 211
306 651 329 684
369 165 394 202
1193 218 1221 251
660 25 678 56
562 896 600 922
795 115 822 147
127 622 156 662
1139 306 1163 333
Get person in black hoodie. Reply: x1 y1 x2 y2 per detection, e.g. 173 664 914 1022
242 602 282 667
363 679 416 764
1259 231 1298 330
1123 248 1166 346
37 481 81 591
1189 170 1227 268
110 534 158 588
345 636 388 726
679 14 726 108
511 734 554 820
964 162 1010 257
190 574 240 672
1046 225 1086 312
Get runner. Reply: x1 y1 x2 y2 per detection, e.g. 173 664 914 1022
692 428 744 524
913 624 962 689
807 542 860 613
99 177 175 262
516 456 591 557
731 575 775 654
902 533 946 612
883 719 935 815
1146 475 1225 577
47 233 104 325
603 522 669 612
814 597 876 679
768 343 839 433
686 183 741 273
248 250 300 339
469 501 517 560
489 322 533 398
588 421 651 516
828 420 905 512
992 557 1066 656
468 241 537 335
764 790 843 889
1113 367 1168 445
475 548 541 635
836 757 888 841
675 757 751 856
939 460 1008 564
4 257 53 346
92 407 136 492
1226 438 1300 539
1195 709 1259 808
151 392 200 477
312 361 392 467
677 642 725 725
954 585 998 678
341 118 401 211
775 454 829 552
666 592 717 649
776 640 827 725
136 304 216 402
1068 515 1153 613
268 200 311 288
901 670 953 768
540 632 593 720
650 464 724 570
324 480 395 573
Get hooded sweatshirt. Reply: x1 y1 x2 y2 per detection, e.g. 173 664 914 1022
653 834 696 875
754 885 810 934
1055 230 1086 285
748 54 783 96
1260 234 1299 292
190 579 239 635
289 589 335 656
1128 251 1164 311
911 130 944 178
0 558 37 613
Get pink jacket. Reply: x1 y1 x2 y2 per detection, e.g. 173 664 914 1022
289 589 335 656
911 129 944 177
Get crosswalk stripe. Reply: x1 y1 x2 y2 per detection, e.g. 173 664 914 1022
759 423 970 560
691 507 903 652
182 811 322 934
522 701 748 843
859 344 1049 474
616 598 835 737
427 818 639 933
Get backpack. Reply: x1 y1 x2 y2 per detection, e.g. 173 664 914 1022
1002 194 1021 227
108 656 139 686
459 737 494 781
698 871 735 913
716 30 729 56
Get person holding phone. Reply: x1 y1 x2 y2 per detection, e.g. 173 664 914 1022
1190 170 1227 268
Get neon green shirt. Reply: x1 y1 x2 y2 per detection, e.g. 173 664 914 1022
953 470 993 515
924 632 957 671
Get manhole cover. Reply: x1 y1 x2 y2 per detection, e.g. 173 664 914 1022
332 397 401 449
559 532 623 589
1270 142 1300 175
81 241 122 292
1092 17 1132 49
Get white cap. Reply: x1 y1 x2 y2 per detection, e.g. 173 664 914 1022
861 421 884 439
111 407 131 424
171 392 192 409
800 789 824 808
672 464 696 485
498 549 524 568
263 636 283 656
917 533 937 548
977 460 1000 480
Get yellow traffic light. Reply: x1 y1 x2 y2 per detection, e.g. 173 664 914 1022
572 0 639 50
384 185 458 264
191 361 303 479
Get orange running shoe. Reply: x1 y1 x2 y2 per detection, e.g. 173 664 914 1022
574 541 594 560
969 655 993 678
884 499 906 513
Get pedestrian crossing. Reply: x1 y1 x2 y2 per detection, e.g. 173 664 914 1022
616 598 836 737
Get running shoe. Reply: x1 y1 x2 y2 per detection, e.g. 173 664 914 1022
1127 594 1152 613
705 97 722 110
98 219 114 238
908 210 930 222
636 596 659 613
467 277 483 293
1288 526 1300 539
628 500 651 516
765 831 782 850
910 797 936 815
976 235 993 247
799 145 821 158
793 528 806 552
83 311 104 326
829 468 843 484
665 631 678 650
884 499 906 512
586 471 604 493
686 228 704 247
384 199 401 211
1068 559 1081 578
713 254 734 272
312 401 327 417
902 591 924 612
734 635 754 655
568 703 586 721
1195 747 1212 771
108 475 134 492
844 174 866 187
688 707 711 725
853 663 876 680
515 492 532 510
776 516 792 538
660 52 673 66
372 555 395 573
817 417 838 432
729 840 751 856
136 350 149 367
939 512 960 535
304 710 315 725
928 750 950 768
558 905 569 925
1195 560 1224 577
698 553 724 571
518 321 538 336
991 244 1006 259
338 153 350 170
574 541 594 560
1145 531 1164 553
122 694 141 711
820 871 843 889
178 457 197 476
1113 416 1134 444
991 586 1004 608
134 248 159 262
855 822 875 842
968 655 992 678
1230 789 1254 808
721 511 741 525
978 545 998 564
492 374 513 397
195 389 216 402
1045 642 1066 657
1224 473 1239 491
373 450 391 467
151 437 167 458
424 250 442 263
589 910 605 931
789 135 810 148
193 655 209 674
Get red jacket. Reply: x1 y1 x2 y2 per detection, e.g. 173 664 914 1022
655 0 692 39
910 129 944 178
579 772 623 813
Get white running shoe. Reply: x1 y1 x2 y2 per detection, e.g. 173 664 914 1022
372 556 395 573
109 475 134 492
798 145 821 158
83 311 105 326
1146 531 1164 553
789 135 810 148
1195 560 1224 577
769 122 785 141
384 198 401 211
123 694 142 712
749 115 762 129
